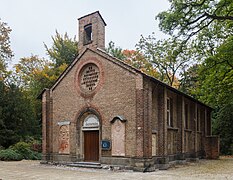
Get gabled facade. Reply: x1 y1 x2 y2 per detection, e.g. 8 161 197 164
40 11 219 171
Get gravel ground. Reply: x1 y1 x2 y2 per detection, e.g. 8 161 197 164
0 157 232 180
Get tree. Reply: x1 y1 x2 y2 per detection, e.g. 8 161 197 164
12 31 78 147
213 102 233 155
136 35 192 87
179 64 200 97
194 36 233 154
157 0 233 60
157 0 233 40
13 55 67 141
156 1 233 154
0 82 39 148
0 20 41 148
105 41 125 60
122 49 159 78
196 36 233 105
0 81 5 130
0 19 13 79
106 41 160 79
14 56 49 87
45 31 78 67
14 55 67 97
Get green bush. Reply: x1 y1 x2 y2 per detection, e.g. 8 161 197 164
22 136 42 152
31 151 42 160
30 140 42 153
0 149 23 161
10 141 41 160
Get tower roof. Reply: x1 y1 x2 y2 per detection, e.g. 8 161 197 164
78 11 107 26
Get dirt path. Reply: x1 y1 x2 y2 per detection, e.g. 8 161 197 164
0 157 232 180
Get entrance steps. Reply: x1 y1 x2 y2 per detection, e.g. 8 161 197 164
67 162 102 169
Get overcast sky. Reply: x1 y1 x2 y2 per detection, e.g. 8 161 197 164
1 0 169 65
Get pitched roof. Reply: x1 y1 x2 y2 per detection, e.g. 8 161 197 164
78 11 107 26
38 47 212 109
96 48 212 109
49 47 138 92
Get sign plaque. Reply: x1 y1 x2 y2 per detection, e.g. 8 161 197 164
101 140 111 150
83 115 99 128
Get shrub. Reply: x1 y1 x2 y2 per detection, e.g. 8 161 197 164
0 149 23 161
22 136 42 152
10 141 41 160
31 151 42 160
10 142 30 158
30 140 42 153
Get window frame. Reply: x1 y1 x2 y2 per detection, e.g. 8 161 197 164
197 107 200 131
167 97 173 127
185 103 189 129
84 24 92 45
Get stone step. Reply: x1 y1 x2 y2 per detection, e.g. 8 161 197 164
67 162 102 169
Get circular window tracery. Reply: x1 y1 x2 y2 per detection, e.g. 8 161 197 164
79 63 100 92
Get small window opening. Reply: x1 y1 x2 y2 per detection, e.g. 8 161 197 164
84 24 92 44
167 98 173 127
197 108 200 131
185 103 189 129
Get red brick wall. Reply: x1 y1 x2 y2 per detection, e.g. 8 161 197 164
143 79 152 158
78 12 105 51
157 85 166 156
51 49 138 158
41 89 53 160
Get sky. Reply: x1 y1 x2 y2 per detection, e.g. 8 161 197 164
1 0 170 66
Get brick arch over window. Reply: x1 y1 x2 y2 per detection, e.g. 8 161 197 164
76 107 102 128
76 107 103 136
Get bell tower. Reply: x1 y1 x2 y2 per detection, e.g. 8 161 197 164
78 11 106 51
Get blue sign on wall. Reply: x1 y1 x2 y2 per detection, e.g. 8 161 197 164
101 140 111 150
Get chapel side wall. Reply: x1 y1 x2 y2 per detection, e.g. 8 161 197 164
183 98 196 156
151 83 159 156
51 50 137 161
176 94 183 156
143 77 215 162
182 97 212 158
166 90 201 159
157 87 212 160
166 90 179 156
204 107 220 159
157 84 167 157
206 108 212 136
142 78 153 158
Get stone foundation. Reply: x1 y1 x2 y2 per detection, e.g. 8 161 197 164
41 152 210 172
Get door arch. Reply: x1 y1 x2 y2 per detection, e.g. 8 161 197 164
82 114 100 162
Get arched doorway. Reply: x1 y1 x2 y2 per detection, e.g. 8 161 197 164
82 114 100 162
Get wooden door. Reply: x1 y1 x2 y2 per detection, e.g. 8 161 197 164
84 131 99 161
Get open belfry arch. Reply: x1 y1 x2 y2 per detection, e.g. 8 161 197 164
39 11 219 171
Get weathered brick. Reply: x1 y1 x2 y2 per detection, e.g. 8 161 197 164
40 11 219 170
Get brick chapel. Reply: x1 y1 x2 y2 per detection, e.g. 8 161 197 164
40 11 219 171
